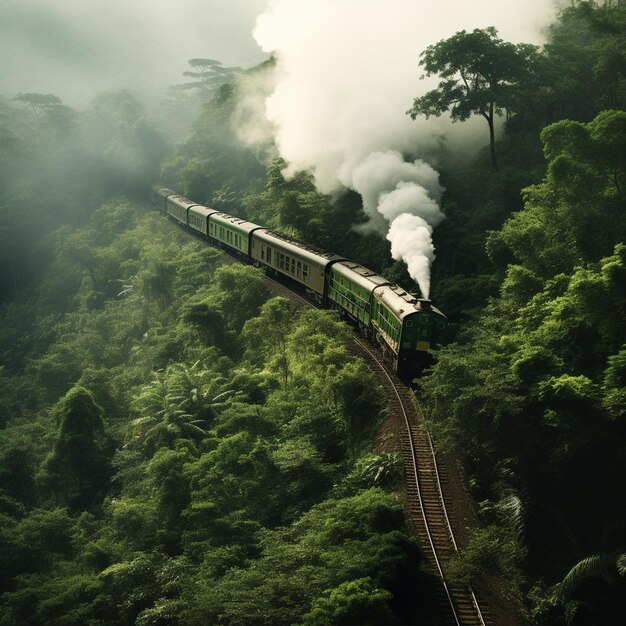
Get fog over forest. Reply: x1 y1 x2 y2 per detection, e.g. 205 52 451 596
0 0 267 105
1 0 564 106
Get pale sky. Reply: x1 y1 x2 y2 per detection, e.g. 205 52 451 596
0 0 268 105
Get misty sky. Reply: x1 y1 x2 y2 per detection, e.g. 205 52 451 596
0 0 562 109
0 0 268 105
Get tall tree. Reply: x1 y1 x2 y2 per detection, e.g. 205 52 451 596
407 27 541 171
39 386 112 509
176 58 243 96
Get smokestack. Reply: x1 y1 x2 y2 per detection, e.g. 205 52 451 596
417 298 432 311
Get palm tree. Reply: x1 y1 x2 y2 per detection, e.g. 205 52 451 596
553 552 626 624
130 362 236 454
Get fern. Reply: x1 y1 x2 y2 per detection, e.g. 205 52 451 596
556 554 619 601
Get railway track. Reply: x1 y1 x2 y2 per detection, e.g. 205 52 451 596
351 337 488 626
166 220 489 625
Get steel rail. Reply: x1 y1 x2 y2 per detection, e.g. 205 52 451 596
352 337 461 626
411 397 487 626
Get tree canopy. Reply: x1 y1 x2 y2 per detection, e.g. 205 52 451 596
407 27 542 170
175 58 243 96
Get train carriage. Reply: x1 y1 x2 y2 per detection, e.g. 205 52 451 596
166 195 197 226
152 186 176 212
251 230 345 300
188 205 218 237
329 261 389 327
208 213 264 256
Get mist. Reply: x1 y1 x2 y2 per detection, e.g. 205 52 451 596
1 0 563 298
251 0 563 297
0 0 267 106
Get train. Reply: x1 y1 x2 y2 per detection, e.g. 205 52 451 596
152 185 448 376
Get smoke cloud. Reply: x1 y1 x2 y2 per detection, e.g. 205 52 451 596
251 0 561 297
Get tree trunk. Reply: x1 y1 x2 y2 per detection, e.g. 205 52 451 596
488 102 498 172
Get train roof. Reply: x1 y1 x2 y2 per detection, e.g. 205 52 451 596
374 284 446 321
210 212 264 234
332 261 390 292
167 195 199 210
254 229 346 266
189 204 219 219
154 186 176 198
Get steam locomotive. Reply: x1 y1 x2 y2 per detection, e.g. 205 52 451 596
152 185 448 376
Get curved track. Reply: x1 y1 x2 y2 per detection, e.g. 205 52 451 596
350 336 487 626
262 272 488 626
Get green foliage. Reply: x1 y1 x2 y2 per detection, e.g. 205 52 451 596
0 188 423 623
0 89 170 303
181 489 434 625
544 1 626 121
38 386 113 510
1 5 623 622
551 552 626 625
161 78 265 206
338 453 403 496
488 112 625 278
301 577 395 625
445 525 526 594
423 107 626 618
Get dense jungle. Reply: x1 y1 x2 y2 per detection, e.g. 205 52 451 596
0 1 624 624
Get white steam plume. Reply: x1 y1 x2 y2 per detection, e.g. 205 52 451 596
251 0 560 297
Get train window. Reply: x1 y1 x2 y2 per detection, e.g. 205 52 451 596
261 245 265 261
296 260 301 279
302 263 309 283
291 258 296 275
279 253 285 270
